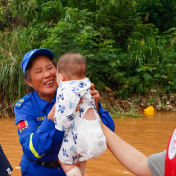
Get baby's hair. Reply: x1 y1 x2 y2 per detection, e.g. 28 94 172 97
57 52 86 79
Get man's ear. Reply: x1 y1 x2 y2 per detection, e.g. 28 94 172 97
25 78 33 88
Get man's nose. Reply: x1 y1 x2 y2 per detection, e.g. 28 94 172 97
44 71 51 77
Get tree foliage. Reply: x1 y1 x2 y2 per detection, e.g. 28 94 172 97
1 0 176 111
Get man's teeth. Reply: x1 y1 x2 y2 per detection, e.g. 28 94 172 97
45 81 53 85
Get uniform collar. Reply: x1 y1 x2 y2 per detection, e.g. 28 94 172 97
33 90 56 111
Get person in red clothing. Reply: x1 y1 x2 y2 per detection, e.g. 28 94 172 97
165 128 176 176
102 123 176 176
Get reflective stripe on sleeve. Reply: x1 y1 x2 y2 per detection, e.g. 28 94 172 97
29 133 44 158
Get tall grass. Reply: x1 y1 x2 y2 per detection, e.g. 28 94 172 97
127 37 164 69
0 28 34 117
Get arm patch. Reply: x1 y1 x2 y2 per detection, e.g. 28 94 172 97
18 120 28 133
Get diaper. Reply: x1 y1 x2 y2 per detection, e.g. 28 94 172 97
76 118 107 161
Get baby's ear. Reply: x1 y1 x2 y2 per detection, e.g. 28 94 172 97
56 73 65 86
58 73 64 81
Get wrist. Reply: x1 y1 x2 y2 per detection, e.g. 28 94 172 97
96 102 99 112
98 102 103 113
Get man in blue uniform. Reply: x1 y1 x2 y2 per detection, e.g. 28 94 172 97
14 48 115 176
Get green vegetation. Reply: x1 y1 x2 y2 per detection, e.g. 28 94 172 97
1 0 176 117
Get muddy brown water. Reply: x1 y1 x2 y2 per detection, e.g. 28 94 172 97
1 111 176 176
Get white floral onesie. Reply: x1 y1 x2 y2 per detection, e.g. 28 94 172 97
54 77 107 164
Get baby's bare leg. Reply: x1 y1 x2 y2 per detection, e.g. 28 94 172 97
65 166 82 176
59 160 82 176
59 161 76 173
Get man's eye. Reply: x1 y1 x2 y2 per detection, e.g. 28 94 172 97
36 70 42 73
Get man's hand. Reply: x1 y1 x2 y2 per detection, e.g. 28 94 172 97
90 83 100 111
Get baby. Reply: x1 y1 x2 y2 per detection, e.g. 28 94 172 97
54 52 107 176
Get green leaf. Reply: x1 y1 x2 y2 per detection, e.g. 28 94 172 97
143 72 152 81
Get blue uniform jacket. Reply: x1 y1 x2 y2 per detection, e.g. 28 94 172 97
14 90 115 175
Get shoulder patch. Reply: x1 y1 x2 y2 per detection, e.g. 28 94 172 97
17 120 28 133
15 96 30 109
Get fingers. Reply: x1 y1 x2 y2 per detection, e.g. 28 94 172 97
76 99 83 112
90 82 95 91
78 98 83 105
90 89 100 99
90 82 100 111
47 103 56 122
90 83 100 100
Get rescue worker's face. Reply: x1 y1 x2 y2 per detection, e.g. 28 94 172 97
25 56 57 101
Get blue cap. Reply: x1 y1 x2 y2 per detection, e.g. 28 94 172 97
21 48 54 74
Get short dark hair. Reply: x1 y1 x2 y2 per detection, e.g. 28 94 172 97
57 52 86 79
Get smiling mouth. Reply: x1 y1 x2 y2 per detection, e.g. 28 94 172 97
44 80 53 85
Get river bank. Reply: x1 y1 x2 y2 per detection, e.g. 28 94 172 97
100 91 176 118
1 90 176 118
